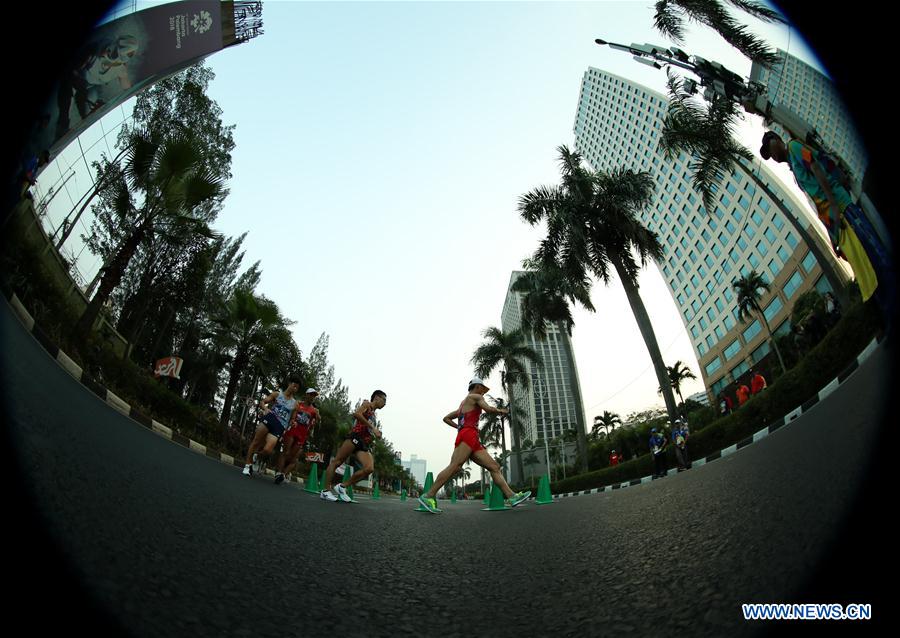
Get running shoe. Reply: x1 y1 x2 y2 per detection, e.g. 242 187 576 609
417 495 440 513
252 454 263 474
274 473 285 484
508 490 532 507
242 465 252 477
334 484 352 503
320 490 338 502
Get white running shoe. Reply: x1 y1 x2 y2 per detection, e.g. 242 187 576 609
242 465 252 477
320 490 338 502
334 484 352 503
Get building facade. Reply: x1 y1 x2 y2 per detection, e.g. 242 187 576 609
572 67 849 401
501 271 587 484
401 454 427 488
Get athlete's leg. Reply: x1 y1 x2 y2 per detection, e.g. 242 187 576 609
322 440 356 490
282 438 305 476
425 443 473 499
244 424 270 466
259 433 280 459
471 449 515 499
277 436 297 473
341 450 374 487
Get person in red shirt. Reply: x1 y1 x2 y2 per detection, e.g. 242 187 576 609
736 383 751 406
609 450 622 466
275 388 320 484
750 370 767 395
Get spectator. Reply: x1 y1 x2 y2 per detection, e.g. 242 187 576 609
719 393 733 416
673 418 691 471
736 383 751 407
750 369 767 395
609 449 622 466
824 292 842 329
649 427 668 479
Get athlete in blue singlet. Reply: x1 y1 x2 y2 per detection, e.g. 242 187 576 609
242 376 301 477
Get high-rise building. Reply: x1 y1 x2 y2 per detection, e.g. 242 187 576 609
572 67 849 401
750 50 867 186
401 454 427 488
501 271 587 484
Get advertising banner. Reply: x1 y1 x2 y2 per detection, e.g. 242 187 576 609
36 1 224 158
154 356 184 380
305 452 325 464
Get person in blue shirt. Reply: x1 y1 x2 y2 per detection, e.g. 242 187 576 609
649 427 668 479
673 418 691 472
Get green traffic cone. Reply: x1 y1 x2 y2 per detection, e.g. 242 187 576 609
373 477 381 500
341 465 356 502
483 485 491 505
482 481 511 511
400 488 407 502
304 463 320 494
415 472 435 511
536 474 553 504
450 490 457 504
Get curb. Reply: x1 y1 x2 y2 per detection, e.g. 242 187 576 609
542 333 886 501
4 292 308 487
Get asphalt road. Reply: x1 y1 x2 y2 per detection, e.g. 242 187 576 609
1 299 893 637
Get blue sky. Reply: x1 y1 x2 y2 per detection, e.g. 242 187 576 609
38 1 829 475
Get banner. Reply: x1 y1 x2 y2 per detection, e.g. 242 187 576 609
36 1 225 158
154 356 184 380
305 452 325 464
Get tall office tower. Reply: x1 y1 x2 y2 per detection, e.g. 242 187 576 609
750 50 867 186
501 271 587 483
572 68 849 401
401 454 427 488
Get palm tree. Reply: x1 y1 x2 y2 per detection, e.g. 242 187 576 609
517 145 681 426
658 360 697 409
212 289 286 435
659 71 849 307
592 411 622 439
73 128 223 340
471 327 541 485
733 270 787 373
479 397 527 475
652 0 785 69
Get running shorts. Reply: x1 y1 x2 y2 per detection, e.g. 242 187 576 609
347 433 371 453
454 426 485 453
259 412 287 437
284 425 310 446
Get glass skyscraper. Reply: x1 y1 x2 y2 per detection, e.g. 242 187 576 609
572 67 850 400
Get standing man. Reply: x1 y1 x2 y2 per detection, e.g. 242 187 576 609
275 388 320 485
649 427 668 479
750 370 767 396
242 376 301 477
673 418 691 472
320 391 387 502
609 449 622 467
417 378 530 513
760 131 888 312
736 382 751 408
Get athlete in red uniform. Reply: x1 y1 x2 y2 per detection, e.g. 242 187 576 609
418 377 530 513
320 390 386 502
274 388 320 484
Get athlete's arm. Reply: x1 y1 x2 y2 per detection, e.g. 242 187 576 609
353 401 373 426
443 411 459 429
476 393 508 415
259 391 279 413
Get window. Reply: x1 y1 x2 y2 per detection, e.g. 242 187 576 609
701 229 711 242
764 295 784 322
731 360 750 379
690 325 700 338
690 274 700 288
691 300 701 313
714 324 725 339
738 195 750 210
689 251 698 264
706 335 715 349
724 314 735 330
772 214 784 231
704 254 715 269
726 182 737 196
705 357 722 376
748 253 760 269
715 298 725 312
698 342 708 356
783 270 803 299
729 248 740 264
764 227 777 245
750 210 763 226
742 319 762 342
751 341 770 363
777 246 789 265
815 275 833 295
723 340 741 360
711 243 722 257
801 251 817 273
745 225 756 240
756 240 769 257
699 316 708 330
677 293 686 306
737 236 748 251
725 220 736 235
699 290 708 303
786 232 798 249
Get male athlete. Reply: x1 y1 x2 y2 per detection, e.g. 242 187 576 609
242 376 300 477
274 388 320 484
320 390 386 502
418 377 530 513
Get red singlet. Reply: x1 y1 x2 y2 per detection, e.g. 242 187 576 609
454 401 484 453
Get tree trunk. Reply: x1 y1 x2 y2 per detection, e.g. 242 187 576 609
74 220 149 341
505 377 526 486
757 307 787 373
219 346 249 433
740 163 849 308
612 256 680 424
